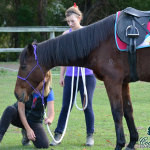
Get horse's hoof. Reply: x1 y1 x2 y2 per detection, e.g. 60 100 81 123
125 147 135 150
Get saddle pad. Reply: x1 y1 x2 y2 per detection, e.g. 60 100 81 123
115 11 150 51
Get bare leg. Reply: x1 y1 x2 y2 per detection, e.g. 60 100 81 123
122 83 138 150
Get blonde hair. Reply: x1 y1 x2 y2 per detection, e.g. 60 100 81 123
65 5 83 20
44 71 52 97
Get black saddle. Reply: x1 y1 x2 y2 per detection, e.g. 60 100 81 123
117 7 150 46
116 7 150 82
124 7 150 18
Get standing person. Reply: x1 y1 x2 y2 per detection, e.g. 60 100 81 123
0 71 55 149
50 3 96 147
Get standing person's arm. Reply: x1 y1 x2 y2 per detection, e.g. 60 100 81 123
44 101 55 125
18 102 36 141
59 67 66 87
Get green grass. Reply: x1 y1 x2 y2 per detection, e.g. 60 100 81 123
0 69 150 150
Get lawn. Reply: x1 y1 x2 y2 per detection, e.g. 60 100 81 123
0 68 150 150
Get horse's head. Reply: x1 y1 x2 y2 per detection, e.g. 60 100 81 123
14 44 47 103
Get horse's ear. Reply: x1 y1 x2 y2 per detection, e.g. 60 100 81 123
27 44 34 55
32 39 37 45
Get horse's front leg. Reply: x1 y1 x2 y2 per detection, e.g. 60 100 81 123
122 83 138 150
104 79 125 150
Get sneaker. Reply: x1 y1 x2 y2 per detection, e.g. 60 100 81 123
21 129 30 146
50 133 62 146
86 133 94 146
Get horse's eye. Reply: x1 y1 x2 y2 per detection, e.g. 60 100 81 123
21 65 26 70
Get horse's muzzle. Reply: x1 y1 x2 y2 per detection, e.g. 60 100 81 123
14 91 25 103
14 91 19 100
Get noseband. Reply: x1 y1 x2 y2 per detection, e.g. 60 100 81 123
17 45 45 105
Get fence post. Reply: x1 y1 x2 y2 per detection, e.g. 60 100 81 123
0 26 69 52
50 32 55 39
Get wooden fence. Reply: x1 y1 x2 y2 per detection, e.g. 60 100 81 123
0 26 69 52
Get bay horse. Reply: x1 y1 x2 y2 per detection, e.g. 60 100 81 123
14 10 150 150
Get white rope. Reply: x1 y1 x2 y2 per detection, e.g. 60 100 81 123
44 66 88 143
45 67 75 143
74 67 88 111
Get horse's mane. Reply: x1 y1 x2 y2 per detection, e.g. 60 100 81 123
37 14 115 67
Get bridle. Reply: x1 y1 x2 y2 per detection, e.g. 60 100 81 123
17 45 45 105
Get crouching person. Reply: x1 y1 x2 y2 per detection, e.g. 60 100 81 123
0 71 54 149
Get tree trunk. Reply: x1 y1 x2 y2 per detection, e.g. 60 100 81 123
82 0 109 25
12 0 21 48
38 0 48 40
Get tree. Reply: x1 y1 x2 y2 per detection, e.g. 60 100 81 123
38 0 48 39
1 0 150 61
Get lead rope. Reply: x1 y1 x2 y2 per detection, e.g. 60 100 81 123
45 66 88 143
44 67 75 144
74 67 88 111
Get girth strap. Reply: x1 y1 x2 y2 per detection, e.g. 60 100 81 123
127 19 139 82
128 44 138 82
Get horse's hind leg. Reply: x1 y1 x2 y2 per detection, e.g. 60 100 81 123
104 79 125 150
122 83 139 150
